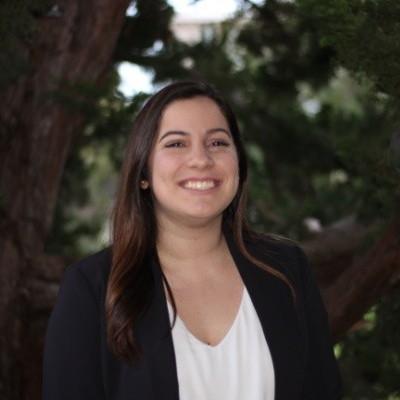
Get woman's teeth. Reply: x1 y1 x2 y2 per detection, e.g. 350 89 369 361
183 180 216 190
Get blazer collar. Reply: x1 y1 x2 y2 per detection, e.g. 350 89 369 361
136 227 305 400
224 227 305 399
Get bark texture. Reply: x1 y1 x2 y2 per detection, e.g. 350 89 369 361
0 1 130 399
303 215 400 342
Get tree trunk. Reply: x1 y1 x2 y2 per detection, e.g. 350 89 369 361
0 1 130 399
323 217 400 341
303 215 400 342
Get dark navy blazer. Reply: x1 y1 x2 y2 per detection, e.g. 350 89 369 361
43 227 343 399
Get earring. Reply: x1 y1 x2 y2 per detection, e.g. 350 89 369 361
140 180 149 189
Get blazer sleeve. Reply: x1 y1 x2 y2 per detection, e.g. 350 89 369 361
295 245 343 400
42 263 105 400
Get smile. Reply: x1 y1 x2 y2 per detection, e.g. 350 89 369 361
181 180 219 191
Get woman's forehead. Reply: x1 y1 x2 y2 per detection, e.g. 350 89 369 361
158 97 229 133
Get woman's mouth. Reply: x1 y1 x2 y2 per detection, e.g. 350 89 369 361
179 179 220 191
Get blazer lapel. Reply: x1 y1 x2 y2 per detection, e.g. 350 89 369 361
224 227 305 400
134 252 180 400
136 229 305 400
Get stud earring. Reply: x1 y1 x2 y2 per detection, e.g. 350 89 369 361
140 180 149 189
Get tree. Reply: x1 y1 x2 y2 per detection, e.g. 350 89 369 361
0 1 133 398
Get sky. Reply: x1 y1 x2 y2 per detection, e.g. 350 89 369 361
118 0 240 96
169 0 238 20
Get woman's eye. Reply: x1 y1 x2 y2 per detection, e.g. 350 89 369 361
165 142 185 148
211 140 229 147
164 140 229 148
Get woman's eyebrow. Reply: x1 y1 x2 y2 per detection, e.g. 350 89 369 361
158 128 231 142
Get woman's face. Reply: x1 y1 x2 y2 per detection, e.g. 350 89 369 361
147 96 240 227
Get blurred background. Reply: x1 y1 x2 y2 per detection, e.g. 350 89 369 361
1 0 400 399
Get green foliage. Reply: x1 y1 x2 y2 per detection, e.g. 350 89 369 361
298 0 400 99
340 288 400 399
114 0 173 59
146 0 398 238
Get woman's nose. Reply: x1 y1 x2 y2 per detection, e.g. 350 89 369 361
187 143 214 168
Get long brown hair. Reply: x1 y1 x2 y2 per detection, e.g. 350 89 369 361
107 80 295 363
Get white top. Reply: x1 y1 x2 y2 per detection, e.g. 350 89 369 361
166 286 275 400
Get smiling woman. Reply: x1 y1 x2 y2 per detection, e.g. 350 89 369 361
42 80 343 400
148 96 239 225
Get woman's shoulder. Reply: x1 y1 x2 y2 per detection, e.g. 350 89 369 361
243 229 309 285
243 229 301 259
69 246 112 273
60 246 112 303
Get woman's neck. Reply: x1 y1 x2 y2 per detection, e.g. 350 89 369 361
155 217 229 277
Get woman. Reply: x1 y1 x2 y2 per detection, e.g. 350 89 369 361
43 80 343 400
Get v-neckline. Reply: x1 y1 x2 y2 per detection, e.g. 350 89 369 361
145 225 305 400
167 286 246 349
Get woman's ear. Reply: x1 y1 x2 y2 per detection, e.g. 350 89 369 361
140 180 149 189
